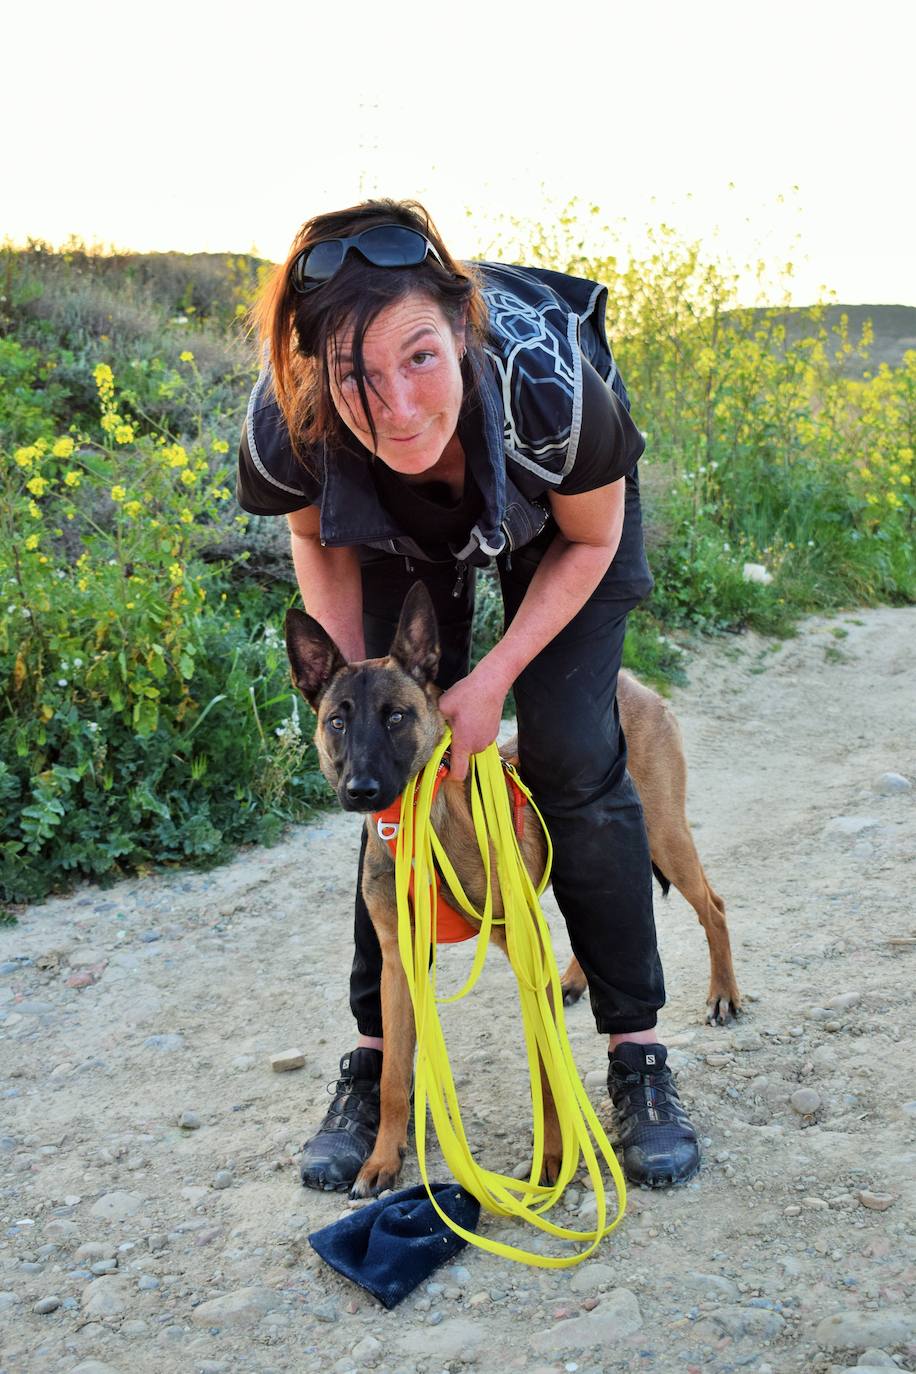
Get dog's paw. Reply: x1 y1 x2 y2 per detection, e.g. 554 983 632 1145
349 1146 406 1199
706 990 741 1026
560 964 587 1007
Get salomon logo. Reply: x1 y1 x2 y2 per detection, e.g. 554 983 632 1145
646 1054 656 1065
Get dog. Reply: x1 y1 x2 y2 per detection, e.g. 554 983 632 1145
285 582 739 1198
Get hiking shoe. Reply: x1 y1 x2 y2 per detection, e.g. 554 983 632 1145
300 1048 382 1192
608 1042 701 1187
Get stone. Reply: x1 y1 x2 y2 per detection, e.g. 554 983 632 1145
824 816 880 837
531 1288 643 1350
138 1275 160 1290
875 771 911 794
705 1305 785 1339
351 1335 383 1364
178 1110 202 1130
75 1243 117 1261
213 1170 233 1190
90 1258 118 1275
0 1292 18 1310
857 1191 896 1211
33 1296 61 1313
80 1276 130 1317
827 992 862 1011
815 1309 916 1350
684 1272 740 1301
857 1352 900 1368
190 1286 284 1328
569 1261 616 1294
790 1088 822 1115
90 1191 143 1221
70 1364 125 1374
143 1034 185 1052
398 1317 487 1362
270 1049 306 1072
44 1219 80 1240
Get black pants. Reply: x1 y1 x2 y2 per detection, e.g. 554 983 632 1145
349 539 665 1037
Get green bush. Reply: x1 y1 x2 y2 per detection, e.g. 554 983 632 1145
0 363 326 903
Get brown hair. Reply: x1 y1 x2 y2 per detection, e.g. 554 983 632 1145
252 199 488 469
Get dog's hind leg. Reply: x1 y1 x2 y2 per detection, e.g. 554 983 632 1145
650 828 741 1025
560 955 588 1007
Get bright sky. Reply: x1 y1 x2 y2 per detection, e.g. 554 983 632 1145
5 0 915 305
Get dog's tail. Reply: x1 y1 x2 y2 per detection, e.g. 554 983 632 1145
651 862 672 897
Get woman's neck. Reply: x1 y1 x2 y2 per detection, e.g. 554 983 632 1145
395 431 466 498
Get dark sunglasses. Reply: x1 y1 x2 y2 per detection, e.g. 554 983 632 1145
290 225 445 294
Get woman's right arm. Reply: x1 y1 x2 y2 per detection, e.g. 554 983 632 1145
287 506 366 662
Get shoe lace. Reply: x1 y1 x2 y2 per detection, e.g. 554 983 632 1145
613 1067 681 1123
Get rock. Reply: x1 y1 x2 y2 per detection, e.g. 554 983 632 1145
531 1288 643 1350
351 1334 383 1364
815 1309 916 1350
398 1316 487 1362
684 1272 740 1301
178 1110 202 1130
824 816 880 837
70 1364 125 1374
138 1275 160 1290
143 1034 185 1052
857 1352 900 1368
68 947 108 967
213 1170 233 1190
121 1320 150 1338
190 1286 284 1328
827 992 862 1011
75 1243 117 1261
0 1292 19 1310
742 562 773 584
44 1219 80 1241
875 771 911 794
90 1258 118 1275
270 1049 306 1072
857 1190 896 1211
80 1276 130 1317
706 1305 785 1339
790 1088 822 1115
90 1191 143 1221
33 1295 61 1313
569 1261 616 1294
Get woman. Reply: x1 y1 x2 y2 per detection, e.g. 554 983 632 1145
237 200 700 1191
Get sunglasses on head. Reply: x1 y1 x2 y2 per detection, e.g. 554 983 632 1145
289 224 445 294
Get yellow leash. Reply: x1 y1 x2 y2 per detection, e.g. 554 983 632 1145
394 728 627 1267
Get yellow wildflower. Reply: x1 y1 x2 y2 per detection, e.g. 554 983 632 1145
901 474 911 486
180 509 194 524
15 446 38 468
213 486 231 500
64 470 82 488
78 578 88 591
124 500 143 518
110 485 126 502
168 563 184 583
180 468 196 487
858 467 871 480
165 444 188 468
93 363 114 387
26 475 49 497
100 412 120 433
28 501 41 519
211 438 229 454
126 601 135 609
76 552 89 567
38 555 48 565
25 534 40 551
114 424 135 445
179 350 194 363
52 437 75 458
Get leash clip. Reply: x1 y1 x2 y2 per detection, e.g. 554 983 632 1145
377 819 399 842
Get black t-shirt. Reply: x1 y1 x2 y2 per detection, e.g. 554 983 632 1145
236 353 643 525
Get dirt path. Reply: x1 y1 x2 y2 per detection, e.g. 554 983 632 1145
1 607 914 1374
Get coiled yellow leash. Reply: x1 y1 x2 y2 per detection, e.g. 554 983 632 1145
394 728 627 1267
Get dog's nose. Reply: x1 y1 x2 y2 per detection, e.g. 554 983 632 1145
346 775 383 807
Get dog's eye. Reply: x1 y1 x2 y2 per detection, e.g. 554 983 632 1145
387 711 404 727
329 716 345 732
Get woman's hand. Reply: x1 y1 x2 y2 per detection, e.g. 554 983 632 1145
438 658 513 782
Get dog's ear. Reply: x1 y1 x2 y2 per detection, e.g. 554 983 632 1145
389 582 441 686
285 608 348 710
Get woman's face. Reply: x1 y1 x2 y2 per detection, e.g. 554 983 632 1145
328 292 466 476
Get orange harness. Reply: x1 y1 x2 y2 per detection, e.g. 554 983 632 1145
373 756 530 944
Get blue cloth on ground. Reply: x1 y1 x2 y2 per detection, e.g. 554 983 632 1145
308 1182 480 1309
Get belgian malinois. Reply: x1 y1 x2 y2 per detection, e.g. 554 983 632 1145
285 582 740 1198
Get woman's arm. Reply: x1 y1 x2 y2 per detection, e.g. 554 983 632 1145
439 477 626 780
287 506 366 662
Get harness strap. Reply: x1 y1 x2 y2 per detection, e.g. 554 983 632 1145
372 756 531 945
